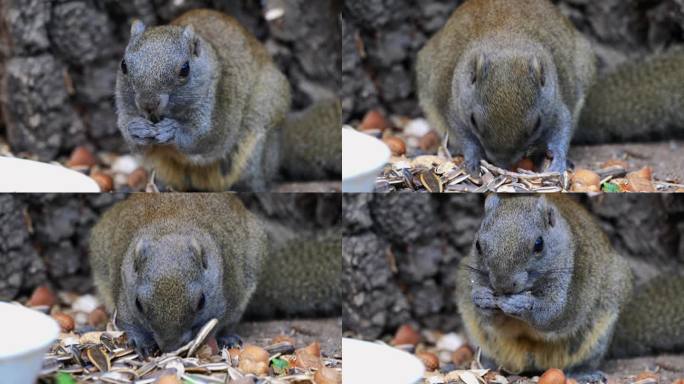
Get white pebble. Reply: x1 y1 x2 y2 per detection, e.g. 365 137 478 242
72 294 100 314
111 155 139 174
436 333 464 352
404 118 432 138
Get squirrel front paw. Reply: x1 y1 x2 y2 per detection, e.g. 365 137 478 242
465 156 482 178
127 118 157 146
546 152 568 174
497 293 534 318
472 286 498 310
126 330 158 358
217 332 243 349
154 118 179 144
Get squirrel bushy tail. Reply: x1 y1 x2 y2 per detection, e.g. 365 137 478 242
610 275 684 358
575 50 684 144
246 224 341 319
281 98 342 180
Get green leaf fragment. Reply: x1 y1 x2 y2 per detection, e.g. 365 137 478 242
55 372 77 384
271 357 290 375
602 182 620 192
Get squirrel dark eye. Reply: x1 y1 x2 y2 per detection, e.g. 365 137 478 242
121 59 128 75
475 240 482 254
534 237 544 253
196 293 205 311
179 61 190 78
135 297 143 313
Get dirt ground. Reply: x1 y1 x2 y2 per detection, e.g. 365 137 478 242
603 354 684 383
237 318 342 358
571 141 684 183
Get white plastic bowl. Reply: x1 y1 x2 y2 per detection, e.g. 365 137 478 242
0 302 60 384
0 156 100 192
342 338 424 384
342 128 391 192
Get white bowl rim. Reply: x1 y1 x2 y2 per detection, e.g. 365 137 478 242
342 337 425 384
342 128 391 181
0 302 60 360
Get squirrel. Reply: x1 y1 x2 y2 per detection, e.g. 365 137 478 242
417 0 684 177
115 9 340 191
456 194 684 380
89 194 341 355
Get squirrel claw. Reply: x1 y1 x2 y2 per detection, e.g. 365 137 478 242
217 333 243 349
472 286 498 310
497 293 534 317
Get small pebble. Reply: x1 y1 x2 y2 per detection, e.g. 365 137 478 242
111 155 139 174
72 294 99 313
436 333 463 352
383 136 407 156
88 308 108 328
238 345 270 376
91 171 113 192
404 118 432 137
359 110 390 132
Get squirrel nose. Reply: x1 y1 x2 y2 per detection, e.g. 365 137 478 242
490 271 528 295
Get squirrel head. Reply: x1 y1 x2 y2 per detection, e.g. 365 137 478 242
120 232 224 352
118 20 215 123
472 195 573 296
453 48 557 168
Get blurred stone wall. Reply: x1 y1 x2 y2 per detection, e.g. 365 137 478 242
341 0 684 122
0 0 340 160
342 194 684 339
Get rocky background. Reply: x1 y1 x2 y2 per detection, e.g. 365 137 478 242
341 0 684 122
0 193 341 302
342 194 684 339
0 0 340 161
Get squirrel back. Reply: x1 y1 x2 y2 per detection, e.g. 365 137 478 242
576 50 684 143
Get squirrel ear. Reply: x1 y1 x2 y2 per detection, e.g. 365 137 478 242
471 53 488 84
191 237 207 269
130 20 146 38
530 57 545 87
484 193 499 212
133 239 147 273
182 25 201 57
536 196 556 228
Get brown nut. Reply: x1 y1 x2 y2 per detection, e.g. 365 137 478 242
91 171 113 192
416 351 439 371
67 146 97 168
539 368 565 384
391 324 421 346
314 367 342 384
27 285 57 307
88 307 108 328
295 342 322 370
238 345 270 376
419 131 441 153
127 167 148 190
383 136 406 156
53 312 75 332
359 110 390 132
451 345 474 366
156 374 181 384
570 169 600 192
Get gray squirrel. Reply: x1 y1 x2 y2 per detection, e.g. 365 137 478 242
417 0 683 176
457 194 684 381
116 9 340 191
90 194 341 355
